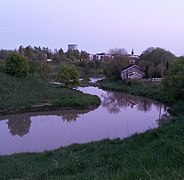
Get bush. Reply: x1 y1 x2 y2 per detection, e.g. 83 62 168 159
57 65 80 86
6 53 30 77
161 59 184 102
169 101 184 116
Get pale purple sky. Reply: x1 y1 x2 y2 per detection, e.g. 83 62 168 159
0 0 184 55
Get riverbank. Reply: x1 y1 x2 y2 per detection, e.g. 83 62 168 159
96 79 169 103
0 72 100 115
1 79 184 179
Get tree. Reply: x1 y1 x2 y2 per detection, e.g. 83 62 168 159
0 49 14 60
161 58 184 102
24 46 34 60
6 53 30 77
138 47 176 78
80 50 89 60
103 56 129 80
108 48 127 56
66 49 80 61
57 65 80 86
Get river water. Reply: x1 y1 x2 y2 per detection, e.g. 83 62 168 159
0 83 168 155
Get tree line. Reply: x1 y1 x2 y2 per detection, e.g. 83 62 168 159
2 45 184 103
1 45 184 85
0 45 89 62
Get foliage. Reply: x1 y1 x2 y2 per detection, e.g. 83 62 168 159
138 47 176 78
108 48 128 56
57 65 80 86
103 56 129 80
35 62 52 81
66 49 80 61
52 48 67 62
97 79 168 103
0 49 15 60
169 101 184 116
0 71 100 114
80 50 89 60
6 53 30 77
161 58 184 102
0 59 6 72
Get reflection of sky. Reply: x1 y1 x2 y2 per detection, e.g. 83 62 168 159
0 86 167 155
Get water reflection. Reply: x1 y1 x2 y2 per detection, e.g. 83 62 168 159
156 111 170 127
0 108 95 137
0 86 168 155
7 117 31 137
62 113 79 122
101 91 159 114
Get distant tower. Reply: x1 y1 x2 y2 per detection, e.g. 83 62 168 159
129 49 136 65
68 44 77 51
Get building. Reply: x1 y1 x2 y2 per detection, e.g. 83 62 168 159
89 53 112 60
121 64 145 80
68 44 77 51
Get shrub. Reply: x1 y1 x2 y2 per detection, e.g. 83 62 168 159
6 53 30 77
161 59 184 102
57 65 80 86
169 101 184 116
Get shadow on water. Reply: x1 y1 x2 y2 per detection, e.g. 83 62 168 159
101 92 154 114
0 108 96 137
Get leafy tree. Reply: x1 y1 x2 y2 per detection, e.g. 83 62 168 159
138 47 176 78
161 58 184 102
80 50 89 60
0 49 14 60
6 53 30 77
104 48 129 80
108 48 127 56
66 50 80 61
103 56 129 80
24 46 34 60
57 65 80 86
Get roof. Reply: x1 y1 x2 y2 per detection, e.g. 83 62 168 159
121 64 143 73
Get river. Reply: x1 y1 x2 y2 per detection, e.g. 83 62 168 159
0 82 168 155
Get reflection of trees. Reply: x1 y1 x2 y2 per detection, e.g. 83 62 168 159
61 113 79 122
137 99 152 112
156 113 170 127
7 117 31 137
101 91 160 114
101 92 141 114
60 108 96 122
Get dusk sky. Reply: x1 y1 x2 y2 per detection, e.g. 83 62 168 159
0 0 184 55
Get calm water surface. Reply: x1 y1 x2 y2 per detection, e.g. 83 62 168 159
0 84 168 155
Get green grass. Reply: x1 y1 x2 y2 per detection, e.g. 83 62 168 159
0 115 184 179
0 71 100 115
97 79 169 103
1 73 184 179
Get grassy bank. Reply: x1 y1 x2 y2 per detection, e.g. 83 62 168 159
0 71 100 115
97 79 168 103
0 115 184 179
1 76 184 179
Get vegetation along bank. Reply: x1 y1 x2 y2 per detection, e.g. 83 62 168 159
0 56 100 115
0 48 184 179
